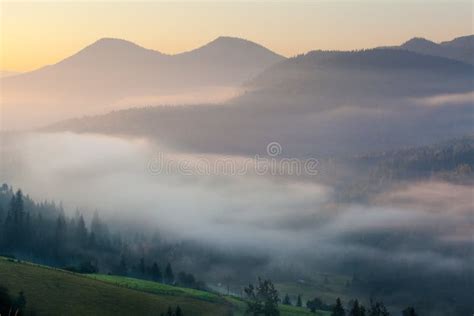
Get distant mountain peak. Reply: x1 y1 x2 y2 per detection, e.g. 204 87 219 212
214 35 245 41
55 37 163 67
401 37 438 49
210 36 255 45
95 37 131 44
84 37 156 53
182 36 284 59
403 37 434 44
395 34 474 64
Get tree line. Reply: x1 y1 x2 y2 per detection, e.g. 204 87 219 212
0 184 203 290
245 278 418 316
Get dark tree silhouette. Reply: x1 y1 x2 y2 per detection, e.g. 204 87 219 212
307 297 324 313
296 294 302 307
332 298 346 316
177 271 197 288
244 278 280 316
54 212 67 258
116 255 127 276
139 257 146 275
164 263 175 284
349 299 367 316
75 213 88 248
402 307 417 316
4 190 26 248
367 299 390 316
151 262 162 282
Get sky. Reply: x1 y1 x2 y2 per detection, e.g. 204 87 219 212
1 0 472 72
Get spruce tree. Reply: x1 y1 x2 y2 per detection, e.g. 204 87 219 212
118 255 127 275
297 294 302 307
54 212 67 258
165 263 174 284
75 214 88 248
151 262 162 282
332 298 345 316
244 278 280 316
139 257 146 275
349 299 362 316
368 300 390 316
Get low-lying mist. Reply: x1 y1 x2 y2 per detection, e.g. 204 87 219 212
1 132 471 279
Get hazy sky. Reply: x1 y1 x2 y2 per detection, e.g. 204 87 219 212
1 1 472 72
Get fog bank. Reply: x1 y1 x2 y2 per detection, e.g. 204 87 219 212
1 132 471 277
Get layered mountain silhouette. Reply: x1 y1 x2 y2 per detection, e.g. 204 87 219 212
237 48 473 109
1 36 283 129
4 33 473 155
389 35 474 64
48 42 474 157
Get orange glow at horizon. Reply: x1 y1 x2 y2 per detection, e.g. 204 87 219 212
1 1 472 72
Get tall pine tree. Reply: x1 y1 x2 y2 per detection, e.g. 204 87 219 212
332 298 345 316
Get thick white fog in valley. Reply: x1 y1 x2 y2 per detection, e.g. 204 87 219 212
1 132 471 275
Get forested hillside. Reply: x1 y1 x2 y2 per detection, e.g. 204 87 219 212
0 184 205 289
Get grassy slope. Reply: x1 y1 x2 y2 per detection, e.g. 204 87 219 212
0 257 232 316
87 274 220 302
89 274 329 316
0 257 328 315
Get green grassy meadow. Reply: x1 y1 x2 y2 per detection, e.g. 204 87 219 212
0 257 231 315
0 257 329 315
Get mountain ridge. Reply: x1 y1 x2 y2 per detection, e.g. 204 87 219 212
46 46 474 158
0 36 285 129
243 47 473 102
22 36 284 73
388 34 474 64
